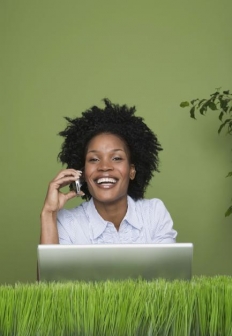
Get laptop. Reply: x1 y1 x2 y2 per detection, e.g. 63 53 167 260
37 243 193 282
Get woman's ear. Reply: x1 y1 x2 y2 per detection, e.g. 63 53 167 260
129 165 136 180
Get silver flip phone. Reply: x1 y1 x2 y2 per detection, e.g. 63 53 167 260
71 176 83 194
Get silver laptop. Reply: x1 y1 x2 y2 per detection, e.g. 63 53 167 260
37 243 193 282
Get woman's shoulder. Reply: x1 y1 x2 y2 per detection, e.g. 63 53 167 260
130 197 170 218
131 197 166 209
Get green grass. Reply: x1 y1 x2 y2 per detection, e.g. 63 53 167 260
0 276 232 335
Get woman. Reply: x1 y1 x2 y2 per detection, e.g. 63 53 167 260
40 99 177 244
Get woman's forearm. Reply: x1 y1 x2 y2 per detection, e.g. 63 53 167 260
40 210 59 244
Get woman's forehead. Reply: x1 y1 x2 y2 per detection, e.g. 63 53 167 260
86 133 130 155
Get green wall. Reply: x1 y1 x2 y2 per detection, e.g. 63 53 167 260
1 0 232 284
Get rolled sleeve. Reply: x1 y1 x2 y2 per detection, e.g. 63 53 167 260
150 199 177 243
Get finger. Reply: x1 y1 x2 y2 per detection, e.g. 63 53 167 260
64 190 79 201
50 176 79 190
76 191 85 197
52 171 82 185
54 169 82 182
53 171 82 184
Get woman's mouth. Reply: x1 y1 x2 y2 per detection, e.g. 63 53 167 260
96 177 117 184
95 177 117 188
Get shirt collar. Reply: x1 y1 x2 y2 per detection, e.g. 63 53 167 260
87 196 142 240
87 199 108 240
124 196 142 230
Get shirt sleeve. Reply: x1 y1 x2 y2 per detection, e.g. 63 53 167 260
150 199 177 243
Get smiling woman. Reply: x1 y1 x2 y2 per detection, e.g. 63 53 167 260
40 99 177 244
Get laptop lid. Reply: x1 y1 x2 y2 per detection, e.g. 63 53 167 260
37 243 193 282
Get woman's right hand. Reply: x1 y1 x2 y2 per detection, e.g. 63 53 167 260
42 169 83 214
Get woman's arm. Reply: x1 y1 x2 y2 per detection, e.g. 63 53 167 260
40 169 83 244
150 199 177 243
40 210 59 244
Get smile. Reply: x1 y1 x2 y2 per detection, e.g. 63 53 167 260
96 178 117 184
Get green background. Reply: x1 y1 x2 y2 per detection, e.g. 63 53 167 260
1 0 232 284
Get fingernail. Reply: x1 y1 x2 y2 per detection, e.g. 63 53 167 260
76 192 85 197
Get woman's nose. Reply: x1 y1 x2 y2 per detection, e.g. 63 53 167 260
97 159 113 171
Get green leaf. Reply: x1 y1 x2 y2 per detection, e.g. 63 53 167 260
225 205 232 217
180 101 190 108
219 97 229 111
197 99 207 107
199 105 207 115
218 118 231 134
228 121 232 134
228 125 232 134
190 106 196 119
218 111 224 121
226 172 232 177
208 102 217 110
190 99 199 105
210 91 220 96
223 90 230 95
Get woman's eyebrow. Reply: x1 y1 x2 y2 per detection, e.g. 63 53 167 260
86 149 125 154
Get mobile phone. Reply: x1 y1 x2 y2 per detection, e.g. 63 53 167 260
70 176 83 194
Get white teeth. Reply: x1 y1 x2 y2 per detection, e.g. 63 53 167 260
97 178 116 184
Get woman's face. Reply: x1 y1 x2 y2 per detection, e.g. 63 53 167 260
84 133 135 205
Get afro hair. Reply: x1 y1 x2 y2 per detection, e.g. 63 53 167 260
58 99 163 200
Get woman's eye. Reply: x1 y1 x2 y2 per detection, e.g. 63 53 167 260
89 158 99 162
113 157 122 161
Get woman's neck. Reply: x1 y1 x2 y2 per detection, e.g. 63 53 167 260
93 197 128 231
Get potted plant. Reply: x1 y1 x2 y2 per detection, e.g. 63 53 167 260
180 88 232 216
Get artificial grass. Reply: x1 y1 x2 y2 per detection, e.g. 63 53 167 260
0 276 232 336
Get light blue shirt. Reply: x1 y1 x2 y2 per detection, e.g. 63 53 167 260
57 196 177 244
